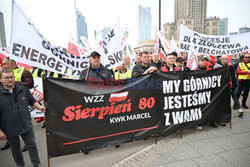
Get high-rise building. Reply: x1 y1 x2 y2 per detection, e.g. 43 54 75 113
164 0 218 44
239 26 250 34
76 11 88 43
137 4 152 42
102 27 112 40
75 0 88 44
174 0 207 34
0 12 7 48
219 18 228 35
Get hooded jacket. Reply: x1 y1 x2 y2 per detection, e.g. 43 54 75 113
0 84 36 137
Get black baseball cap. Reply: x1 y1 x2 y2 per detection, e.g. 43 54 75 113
176 57 184 62
90 51 101 58
198 56 208 61
167 52 178 57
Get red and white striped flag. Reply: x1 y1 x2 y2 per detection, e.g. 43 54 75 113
109 91 129 103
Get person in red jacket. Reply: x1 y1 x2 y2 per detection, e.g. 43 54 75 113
161 53 179 72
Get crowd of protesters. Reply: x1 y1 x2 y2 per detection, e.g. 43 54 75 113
0 50 250 166
78 50 249 121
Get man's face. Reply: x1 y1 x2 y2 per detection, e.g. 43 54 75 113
0 72 15 88
136 56 141 63
176 61 184 68
166 55 175 65
181 52 187 60
123 56 130 66
222 56 230 66
153 54 159 61
90 55 101 67
244 54 250 63
2 59 10 69
141 53 149 65
120 61 126 70
149 54 153 62
198 59 206 68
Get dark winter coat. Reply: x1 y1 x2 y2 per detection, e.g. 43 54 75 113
0 84 36 137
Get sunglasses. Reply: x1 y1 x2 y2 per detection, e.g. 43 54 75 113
244 57 250 59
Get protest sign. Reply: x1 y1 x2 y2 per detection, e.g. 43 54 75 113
44 68 230 157
179 24 250 56
9 1 89 76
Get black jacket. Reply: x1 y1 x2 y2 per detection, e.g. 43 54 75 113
79 64 113 82
214 62 237 89
0 84 36 137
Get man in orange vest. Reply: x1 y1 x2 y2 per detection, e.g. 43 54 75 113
236 53 250 109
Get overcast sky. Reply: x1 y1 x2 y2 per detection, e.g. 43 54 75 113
1 0 250 48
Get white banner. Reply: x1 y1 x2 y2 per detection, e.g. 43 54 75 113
29 78 44 117
121 28 131 48
95 18 123 69
9 1 89 76
179 24 250 56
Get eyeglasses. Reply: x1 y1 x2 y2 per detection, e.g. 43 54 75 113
2 76 15 80
244 57 250 59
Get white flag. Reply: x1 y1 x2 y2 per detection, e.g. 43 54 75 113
9 1 89 76
170 35 180 55
94 17 123 69
158 31 170 54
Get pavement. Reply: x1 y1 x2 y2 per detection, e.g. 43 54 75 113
1 98 250 167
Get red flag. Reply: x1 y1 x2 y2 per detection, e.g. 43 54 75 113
160 52 164 58
68 39 80 56
208 55 216 64
17 62 33 70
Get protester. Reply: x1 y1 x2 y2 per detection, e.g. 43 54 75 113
0 68 45 167
236 53 250 109
195 56 212 71
132 51 157 77
1 57 34 152
194 56 217 127
180 52 188 61
176 57 190 71
150 53 162 70
114 60 132 80
123 55 131 70
2 57 34 89
196 54 213 70
161 53 179 72
135 55 141 66
168 51 178 62
79 51 113 82
214 55 243 117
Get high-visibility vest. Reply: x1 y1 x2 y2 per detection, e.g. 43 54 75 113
13 68 25 82
238 62 250 80
47 71 59 78
114 70 132 80
30 68 46 78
